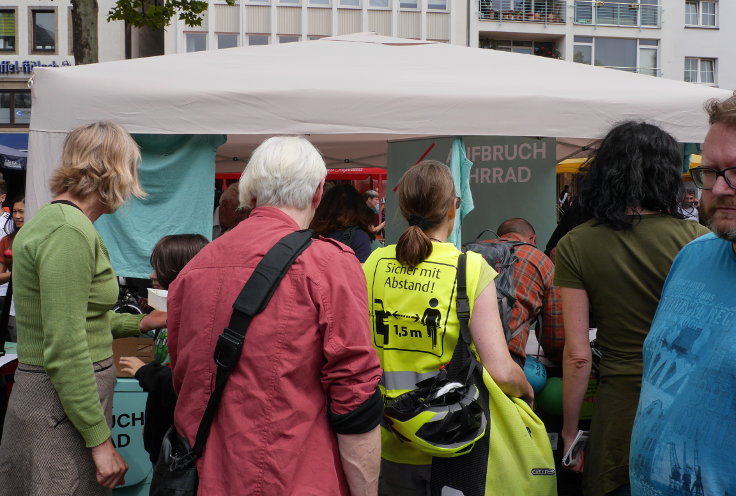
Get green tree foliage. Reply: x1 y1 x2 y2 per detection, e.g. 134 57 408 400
107 0 234 31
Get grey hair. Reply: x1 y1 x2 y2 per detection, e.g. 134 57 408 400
239 136 326 210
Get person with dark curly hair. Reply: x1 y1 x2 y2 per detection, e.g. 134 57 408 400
310 184 375 263
554 121 710 496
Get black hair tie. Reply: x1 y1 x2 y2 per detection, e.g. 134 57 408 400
407 214 430 230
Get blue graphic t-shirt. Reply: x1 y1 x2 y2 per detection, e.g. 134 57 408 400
630 233 736 495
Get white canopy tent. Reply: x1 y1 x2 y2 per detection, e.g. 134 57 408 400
27 32 731 213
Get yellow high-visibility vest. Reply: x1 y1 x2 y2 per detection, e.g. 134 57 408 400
363 242 488 465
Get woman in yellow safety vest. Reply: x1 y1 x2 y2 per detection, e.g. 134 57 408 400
363 160 534 496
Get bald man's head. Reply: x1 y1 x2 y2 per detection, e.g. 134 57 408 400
497 218 536 245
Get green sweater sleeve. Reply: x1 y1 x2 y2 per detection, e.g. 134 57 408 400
110 311 145 338
36 225 111 448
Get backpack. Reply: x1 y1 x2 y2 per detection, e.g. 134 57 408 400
463 230 531 344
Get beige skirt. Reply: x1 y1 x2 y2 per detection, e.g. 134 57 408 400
0 357 116 496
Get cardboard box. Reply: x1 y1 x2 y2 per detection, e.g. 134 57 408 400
112 337 155 378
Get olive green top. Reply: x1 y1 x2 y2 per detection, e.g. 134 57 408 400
554 215 709 377
554 214 709 496
13 203 144 447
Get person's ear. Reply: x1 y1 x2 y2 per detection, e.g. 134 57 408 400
311 179 325 209
530 234 537 246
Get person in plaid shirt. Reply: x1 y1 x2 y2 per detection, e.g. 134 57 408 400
487 218 564 366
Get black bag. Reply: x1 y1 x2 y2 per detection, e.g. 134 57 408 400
150 426 198 496
150 229 313 496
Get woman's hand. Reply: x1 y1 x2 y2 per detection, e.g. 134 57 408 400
561 429 585 473
139 310 167 332
90 438 128 488
118 356 146 377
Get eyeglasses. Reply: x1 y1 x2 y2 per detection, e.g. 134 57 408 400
455 197 462 209
690 166 736 190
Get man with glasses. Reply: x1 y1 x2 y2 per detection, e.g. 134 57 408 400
630 95 736 495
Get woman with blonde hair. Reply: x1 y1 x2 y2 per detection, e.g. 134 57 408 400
363 160 535 495
0 121 166 495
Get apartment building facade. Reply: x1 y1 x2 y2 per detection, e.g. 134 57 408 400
164 0 469 53
472 0 735 90
0 0 126 132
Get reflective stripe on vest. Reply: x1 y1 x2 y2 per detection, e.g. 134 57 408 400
381 370 440 391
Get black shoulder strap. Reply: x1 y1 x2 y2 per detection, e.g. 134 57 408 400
445 253 477 382
190 229 313 457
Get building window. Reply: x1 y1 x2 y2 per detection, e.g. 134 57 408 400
369 0 390 7
573 37 659 76
279 0 300 4
279 35 300 43
32 10 56 52
248 35 270 45
399 0 418 8
428 0 447 9
218 34 239 49
310 0 330 4
0 90 31 127
185 33 207 52
0 10 16 52
685 1 717 26
340 0 360 6
486 39 558 57
685 57 715 84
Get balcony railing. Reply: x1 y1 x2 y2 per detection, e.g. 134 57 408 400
574 1 661 27
479 0 566 24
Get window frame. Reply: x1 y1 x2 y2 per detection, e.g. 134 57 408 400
247 34 270 46
368 0 391 8
29 8 58 55
573 36 659 76
685 0 718 27
216 33 240 49
184 32 208 52
0 90 32 128
278 35 301 44
0 8 17 54
427 0 448 11
684 57 716 85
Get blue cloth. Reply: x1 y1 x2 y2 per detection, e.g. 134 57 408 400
630 233 736 495
325 227 372 263
95 134 226 278
448 137 474 249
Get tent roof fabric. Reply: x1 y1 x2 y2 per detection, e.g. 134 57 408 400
29 33 730 142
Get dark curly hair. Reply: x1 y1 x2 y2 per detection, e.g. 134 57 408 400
579 121 684 230
310 184 376 240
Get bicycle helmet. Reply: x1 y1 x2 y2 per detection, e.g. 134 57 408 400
384 380 488 458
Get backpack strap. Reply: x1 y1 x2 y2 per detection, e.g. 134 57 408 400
190 229 313 457
445 253 478 384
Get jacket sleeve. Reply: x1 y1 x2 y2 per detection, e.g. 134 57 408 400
316 250 383 433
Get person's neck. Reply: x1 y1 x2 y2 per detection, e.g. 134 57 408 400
424 218 454 243
275 205 314 230
53 193 106 223
625 207 659 215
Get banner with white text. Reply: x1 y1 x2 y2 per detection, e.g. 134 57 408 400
386 136 556 248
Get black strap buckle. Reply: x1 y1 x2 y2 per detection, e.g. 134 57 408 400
214 328 244 370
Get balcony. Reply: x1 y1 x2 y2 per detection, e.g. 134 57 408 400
574 0 661 27
479 0 566 24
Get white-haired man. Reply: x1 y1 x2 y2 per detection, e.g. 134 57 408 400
630 95 736 494
168 136 383 495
